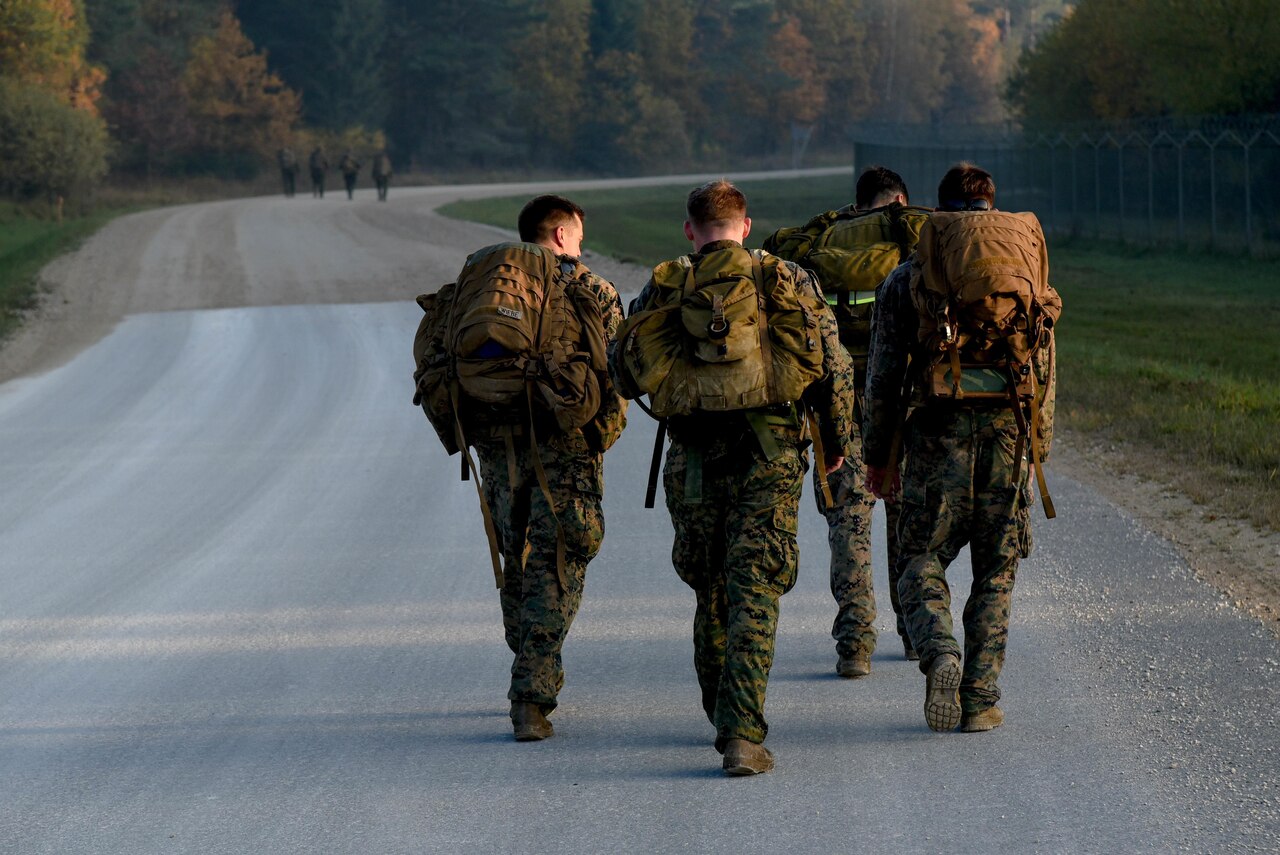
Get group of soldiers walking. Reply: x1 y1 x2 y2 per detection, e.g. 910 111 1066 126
276 146 393 201
413 165 1061 776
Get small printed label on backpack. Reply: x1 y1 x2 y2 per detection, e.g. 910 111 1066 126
497 306 523 320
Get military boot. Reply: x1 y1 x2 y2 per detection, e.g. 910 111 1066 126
961 705 1004 733
721 738 774 776
923 653 963 732
902 638 920 661
510 702 554 741
836 653 872 678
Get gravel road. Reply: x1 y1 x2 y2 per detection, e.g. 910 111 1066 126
0 177 1275 853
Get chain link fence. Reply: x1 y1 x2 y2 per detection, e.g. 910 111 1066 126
849 115 1280 257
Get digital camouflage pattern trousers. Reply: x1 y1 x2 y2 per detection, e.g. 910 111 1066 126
472 426 605 713
664 420 805 747
896 407 1033 713
812 449 908 657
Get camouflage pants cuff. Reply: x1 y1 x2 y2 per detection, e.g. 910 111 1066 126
916 642 963 676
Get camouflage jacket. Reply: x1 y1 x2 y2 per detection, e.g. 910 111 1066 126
862 258 1057 468
619 239 857 461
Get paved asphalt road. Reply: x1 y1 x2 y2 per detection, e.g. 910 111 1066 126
0 183 1276 854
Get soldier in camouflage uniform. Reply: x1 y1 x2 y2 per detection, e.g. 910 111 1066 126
468 195 627 742
372 152 392 201
277 147 300 198
789 166 926 677
863 164 1056 734
309 147 329 198
339 151 362 200
615 181 857 774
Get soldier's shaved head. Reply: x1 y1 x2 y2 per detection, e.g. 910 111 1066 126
686 180 747 228
519 195 586 244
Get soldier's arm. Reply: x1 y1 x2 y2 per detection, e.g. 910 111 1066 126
584 273 628 451
794 265 858 463
862 261 917 469
1034 332 1056 460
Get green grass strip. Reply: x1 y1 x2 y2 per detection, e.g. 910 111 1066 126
0 207 122 340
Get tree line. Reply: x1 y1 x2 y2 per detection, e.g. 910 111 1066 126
10 1 1275 206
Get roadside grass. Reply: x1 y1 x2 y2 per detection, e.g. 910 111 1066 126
442 178 1280 531
0 202 122 340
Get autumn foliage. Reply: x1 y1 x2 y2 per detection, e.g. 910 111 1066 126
182 10 300 173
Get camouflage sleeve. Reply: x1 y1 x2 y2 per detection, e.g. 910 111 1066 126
583 271 629 452
862 260 918 468
792 263 858 461
1034 333 1056 461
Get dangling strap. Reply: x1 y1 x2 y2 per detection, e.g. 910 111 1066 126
449 382 504 589
750 254 776 402
948 341 964 399
805 406 836 508
526 384 568 592
1007 374 1029 487
644 420 667 509
1028 370 1056 520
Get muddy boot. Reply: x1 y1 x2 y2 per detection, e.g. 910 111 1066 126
836 653 872 678
961 705 1005 733
721 738 774 776
510 702 554 741
924 653 962 732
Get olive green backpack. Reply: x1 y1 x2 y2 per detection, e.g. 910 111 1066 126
765 203 931 370
614 245 826 418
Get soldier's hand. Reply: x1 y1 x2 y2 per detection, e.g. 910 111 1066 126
866 465 900 501
823 454 845 476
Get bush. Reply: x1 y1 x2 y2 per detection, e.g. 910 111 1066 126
0 79 109 202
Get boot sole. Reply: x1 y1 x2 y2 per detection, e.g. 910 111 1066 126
723 758 773 776
514 727 553 741
924 657 963 732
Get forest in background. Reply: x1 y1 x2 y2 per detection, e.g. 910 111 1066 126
4 0 1279 205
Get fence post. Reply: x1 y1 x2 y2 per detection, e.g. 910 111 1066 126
1147 138 1155 242
1176 143 1185 245
1210 138 1218 250
1244 137 1253 255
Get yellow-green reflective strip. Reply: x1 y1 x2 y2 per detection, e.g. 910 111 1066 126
826 290 878 306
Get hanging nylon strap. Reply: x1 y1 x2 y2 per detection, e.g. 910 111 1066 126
449 382 504 589
805 407 836 508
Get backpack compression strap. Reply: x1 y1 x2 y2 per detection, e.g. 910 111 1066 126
750 253 776 404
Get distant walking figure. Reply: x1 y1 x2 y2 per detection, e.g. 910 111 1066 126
339 151 361 200
372 152 392 201
309 147 329 198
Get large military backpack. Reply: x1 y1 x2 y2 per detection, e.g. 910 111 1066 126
614 245 826 419
414 241 606 445
910 209 1063 516
412 242 608 587
764 203 931 368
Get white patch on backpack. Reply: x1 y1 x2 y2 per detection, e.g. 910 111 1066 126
497 307 523 320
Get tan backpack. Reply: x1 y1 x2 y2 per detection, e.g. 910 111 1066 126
412 243 609 587
910 210 1063 516
420 242 606 432
615 245 826 419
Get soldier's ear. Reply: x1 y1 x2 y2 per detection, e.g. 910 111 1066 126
684 220 695 243
740 216 752 241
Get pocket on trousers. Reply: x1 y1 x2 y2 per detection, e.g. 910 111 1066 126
768 506 800 594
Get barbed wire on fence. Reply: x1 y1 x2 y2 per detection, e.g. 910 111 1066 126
848 114 1280 257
